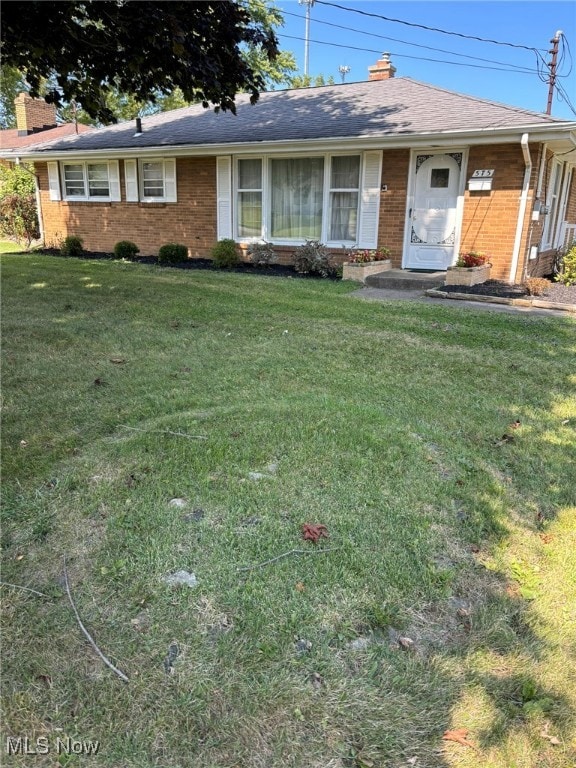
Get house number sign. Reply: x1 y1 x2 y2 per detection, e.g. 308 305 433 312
471 169 494 178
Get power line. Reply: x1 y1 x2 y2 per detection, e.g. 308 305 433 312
278 34 540 75
314 0 548 53
281 8 540 74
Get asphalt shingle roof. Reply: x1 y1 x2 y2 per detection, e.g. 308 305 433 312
17 77 570 155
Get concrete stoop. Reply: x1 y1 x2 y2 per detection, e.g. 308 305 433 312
365 268 446 291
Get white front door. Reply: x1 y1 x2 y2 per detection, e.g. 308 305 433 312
404 153 463 270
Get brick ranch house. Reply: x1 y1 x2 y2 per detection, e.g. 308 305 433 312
3 58 576 282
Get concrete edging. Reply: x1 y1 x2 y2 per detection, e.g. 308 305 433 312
425 288 576 314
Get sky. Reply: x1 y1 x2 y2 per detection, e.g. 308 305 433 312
274 0 576 119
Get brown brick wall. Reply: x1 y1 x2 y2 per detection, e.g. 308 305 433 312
377 148 410 267
460 143 539 281
38 157 217 257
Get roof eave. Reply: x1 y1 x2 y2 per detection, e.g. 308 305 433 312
7 123 576 162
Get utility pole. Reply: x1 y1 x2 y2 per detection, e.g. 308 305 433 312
299 0 315 76
338 65 351 83
546 30 562 115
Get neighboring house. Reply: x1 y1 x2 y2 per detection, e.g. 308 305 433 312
2 59 575 282
0 92 92 154
0 93 92 241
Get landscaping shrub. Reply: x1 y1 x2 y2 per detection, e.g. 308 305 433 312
158 242 188 264
293 240 333 277
247 241 277 267
0 163 39 248
555 242 576 286
114 240 140 260
60 235 84 258
0 193 39 248
524 277 551 296
211 238 240 269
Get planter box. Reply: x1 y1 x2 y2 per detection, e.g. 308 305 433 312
342 260 391 283
445 263 491 286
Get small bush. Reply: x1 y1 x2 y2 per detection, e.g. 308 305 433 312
293 240 333 277
158 242 188 264
524 277 551 296
212 238 240 268
247 241 277 267
555 242 576 286
60 235 84 258
114 240 140 260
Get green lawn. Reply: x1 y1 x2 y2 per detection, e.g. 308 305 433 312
1 253 575 767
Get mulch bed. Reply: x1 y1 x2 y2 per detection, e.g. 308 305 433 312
39 249 341 280
441 279 576 305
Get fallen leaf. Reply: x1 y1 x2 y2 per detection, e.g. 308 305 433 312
15 553 24 561
295 582 305 592
19 440 28 447
442 728 477 750
398 636 414 650
509 420 521 429
109 357 126 364
302 523 329 543
539 533 554 544
561 418 570 425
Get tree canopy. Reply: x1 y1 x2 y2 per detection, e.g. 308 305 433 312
1 0 281 124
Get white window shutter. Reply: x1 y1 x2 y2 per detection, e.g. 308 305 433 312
164 158 177 202
124 159 139 202
357 151 383 248
216 156 233 240
108 160 121 201
47 161 61 201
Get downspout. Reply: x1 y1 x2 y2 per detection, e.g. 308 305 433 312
509 133 531 283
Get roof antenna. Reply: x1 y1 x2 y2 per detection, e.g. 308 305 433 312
338 65 351 83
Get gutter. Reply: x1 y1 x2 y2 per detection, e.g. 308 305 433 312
5 126 576 163
509 133 532 283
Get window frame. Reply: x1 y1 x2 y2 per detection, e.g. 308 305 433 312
134 158 177 204
233 152 363 246
61 161 112 202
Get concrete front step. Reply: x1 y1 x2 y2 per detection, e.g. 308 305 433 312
365 268 446 291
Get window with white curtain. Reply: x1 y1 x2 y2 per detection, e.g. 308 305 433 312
234 154 364 243
329 155 360 241
271 157 324 239
237 159 262 238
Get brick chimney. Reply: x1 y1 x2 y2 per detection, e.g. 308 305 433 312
368 52 396 81
15 92 57 136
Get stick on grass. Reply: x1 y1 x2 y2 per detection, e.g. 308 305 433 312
63 557 129 683
0 582 48 598
119 425 207 440
237 547 338 572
